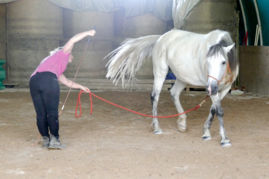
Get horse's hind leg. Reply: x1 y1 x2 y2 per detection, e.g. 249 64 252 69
151 78 165 134
151 69 168 134
170 80 187 132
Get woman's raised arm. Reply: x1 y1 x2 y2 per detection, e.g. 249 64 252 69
63 29 96 54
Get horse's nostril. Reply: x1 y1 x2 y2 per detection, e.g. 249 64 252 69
207 84 218 96
211 85 218 95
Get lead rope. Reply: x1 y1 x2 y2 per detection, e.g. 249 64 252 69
59 38 91 116
75 90 209 118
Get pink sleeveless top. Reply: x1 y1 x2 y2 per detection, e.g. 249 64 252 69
31 50 70 78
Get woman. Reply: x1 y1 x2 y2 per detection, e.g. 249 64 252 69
29 29 96 149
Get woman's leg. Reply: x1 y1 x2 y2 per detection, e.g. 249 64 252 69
39 72 60 139
29 74 49 138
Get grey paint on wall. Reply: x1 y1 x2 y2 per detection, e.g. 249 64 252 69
0 5 6 60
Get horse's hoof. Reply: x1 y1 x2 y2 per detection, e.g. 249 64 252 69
154 129 163 135
178 127 187 133
221 141 232 147
202 135 212 141
177 123 187 132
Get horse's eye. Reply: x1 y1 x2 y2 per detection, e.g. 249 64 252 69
222 61 226 65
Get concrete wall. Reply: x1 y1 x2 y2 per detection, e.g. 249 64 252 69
239 46 269 96
60 9 168 90
6 0 63 86
0 4 6 60
121 14 168 80
63 9 114 80
184 0 237 40
1 0 239 90
2 0 169 89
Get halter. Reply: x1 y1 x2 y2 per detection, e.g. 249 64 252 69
208 60 232 84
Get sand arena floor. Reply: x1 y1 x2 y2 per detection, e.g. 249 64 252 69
0 89 269 178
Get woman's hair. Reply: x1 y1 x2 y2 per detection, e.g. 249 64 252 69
49 47 63 56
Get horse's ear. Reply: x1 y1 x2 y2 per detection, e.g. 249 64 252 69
223 43 235 53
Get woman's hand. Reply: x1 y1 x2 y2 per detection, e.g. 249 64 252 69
88 29 96 36
80 85 90 93
59 75 91 93
63 29 96 53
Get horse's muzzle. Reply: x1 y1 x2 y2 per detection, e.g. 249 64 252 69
206 82 218 96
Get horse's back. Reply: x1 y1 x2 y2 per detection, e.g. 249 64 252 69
152 29 210 86
157 29 232 48
152 29 235 86
158 29 205 45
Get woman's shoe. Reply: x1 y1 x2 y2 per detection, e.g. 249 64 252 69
48 135 63 150
42 136 50 148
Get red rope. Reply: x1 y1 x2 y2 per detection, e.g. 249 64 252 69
75 90 208 118
243 31 248 46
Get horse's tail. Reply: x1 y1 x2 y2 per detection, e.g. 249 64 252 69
105 35 160 87
172 0 201 29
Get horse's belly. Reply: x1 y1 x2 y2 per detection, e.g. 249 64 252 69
176 73 206 86
170 64 207 86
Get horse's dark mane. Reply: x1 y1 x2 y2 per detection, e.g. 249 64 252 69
207 40 238 72
207 41 225 57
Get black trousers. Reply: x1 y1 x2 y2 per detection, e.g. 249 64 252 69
29 72 60 138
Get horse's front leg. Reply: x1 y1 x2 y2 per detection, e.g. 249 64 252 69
216 103 231 147
203 94 231 147
202 105 216 141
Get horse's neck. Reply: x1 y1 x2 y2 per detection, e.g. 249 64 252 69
206 30 232 47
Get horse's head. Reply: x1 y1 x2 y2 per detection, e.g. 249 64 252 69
206 42 235 96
